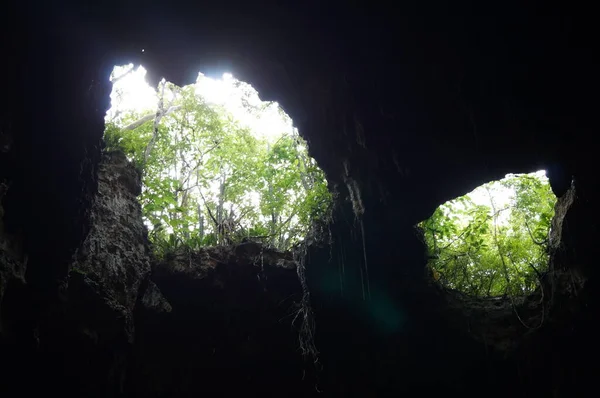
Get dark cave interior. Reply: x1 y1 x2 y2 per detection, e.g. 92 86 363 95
1 2 598 397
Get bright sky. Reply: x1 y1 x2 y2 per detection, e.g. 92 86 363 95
106 65 295 143
195 72 295 142
469 170 547 206
449 170 548 226
107 65 157 114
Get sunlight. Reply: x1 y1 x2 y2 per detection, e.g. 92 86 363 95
106 65 157 119
195 72 294 143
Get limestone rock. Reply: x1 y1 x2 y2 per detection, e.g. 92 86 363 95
141 280 172 314
69 150 150 342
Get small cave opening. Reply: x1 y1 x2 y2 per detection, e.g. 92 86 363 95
103 64 333 256
418 170 557 298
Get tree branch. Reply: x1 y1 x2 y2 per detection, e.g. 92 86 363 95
122 105 182 131
523 218 547 246
198 190 219 227
110 65 135 85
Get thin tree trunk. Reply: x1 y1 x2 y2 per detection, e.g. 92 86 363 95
217 170 226 244
293 135 313 191
486 187 511 293
143 80 167 164
269 194 277 248
196 168 205 241
198 209 204 240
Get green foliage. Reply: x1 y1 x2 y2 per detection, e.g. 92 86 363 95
103 122 122 151
104 75 332 256
420 173 557 297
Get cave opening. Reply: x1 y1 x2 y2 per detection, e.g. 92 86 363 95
419 170 557 298
103 64 333 256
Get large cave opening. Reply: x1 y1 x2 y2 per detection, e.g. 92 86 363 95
104 64 333 256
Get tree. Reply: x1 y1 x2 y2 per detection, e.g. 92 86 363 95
104 70 332 255
420 172 556 297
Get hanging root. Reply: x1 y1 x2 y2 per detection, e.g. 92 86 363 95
293 245 319 362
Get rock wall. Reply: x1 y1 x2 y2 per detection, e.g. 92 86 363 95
0 181 27 334
2 151 155 396
129 243 306 397
69 150 150 346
